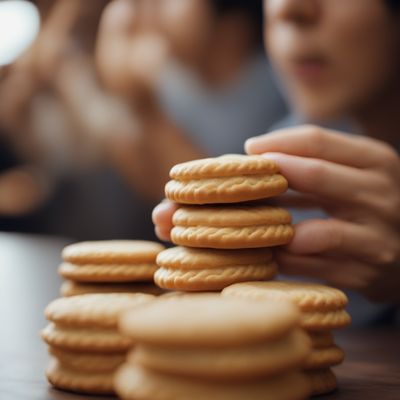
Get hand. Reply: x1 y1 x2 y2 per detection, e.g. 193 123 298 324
96 0 169 105
152 200 179 242
245 125 400 302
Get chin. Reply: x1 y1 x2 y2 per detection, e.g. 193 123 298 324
289 93 347 122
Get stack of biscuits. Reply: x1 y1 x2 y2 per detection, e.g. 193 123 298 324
41 293 154 395
155 155 294 292
59 240 165 296
115 294 312 400
222 281 351 395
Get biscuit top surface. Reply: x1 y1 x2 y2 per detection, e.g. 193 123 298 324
45 293 154 328
173 205 292 227
222 281 348 312
62 240 165 264
170 155 279 180
120 294 299 347
156 246 273 270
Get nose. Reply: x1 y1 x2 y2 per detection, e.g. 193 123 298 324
265 0 320 26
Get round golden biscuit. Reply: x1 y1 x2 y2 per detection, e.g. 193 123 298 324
44 293 154 328
41 323 133 353
60 281 164 297
222 281 348 312
170 155 280 179
156 246 273 269
49 346 125 372
115 365 311 400
119 294 299 347
58 262 157 282
306 368 338 396
171 205 294 249
62 240 164 265
155 246 276 291
302 310 351 331
165 155 288 204
46 358 115 395
130 329 310 380
154 264 277 291
303 345 345 370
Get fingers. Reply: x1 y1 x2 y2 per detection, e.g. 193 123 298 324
275 251 376 292
245 125 394 169
260 152 371 203
267 191 326 209
96 0 137 91
286 218 382 262
151 200 178 241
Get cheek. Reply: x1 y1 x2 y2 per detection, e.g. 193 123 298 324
266 3 400 120
330 16 399 112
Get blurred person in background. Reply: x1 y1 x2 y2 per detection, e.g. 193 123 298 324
0 0 152 239
153 0 400 325
0 0 124 238
96 0 287 199
0 0 287 240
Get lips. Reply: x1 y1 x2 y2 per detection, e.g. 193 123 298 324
288 54 330 84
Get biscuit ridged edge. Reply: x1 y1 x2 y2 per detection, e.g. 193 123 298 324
154 264 277 291
171 225 294 249
59 263 157 282
46 359 115 394
165 175 287 204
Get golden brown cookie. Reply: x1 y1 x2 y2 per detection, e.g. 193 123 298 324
46 358 115 395
42 293 154 352
154 246 277 291
115 365 311 400
44 293 154 328
130 328 310 380
41 323 133 353
49 347 125 372
303 345 345 370
60 280 164 297
171 205 294 249
59 262 158 282
302 309 351 331
306 368 338 396
62 240 164 265
119 294 299 348
165 154 288 204
222 281 348 312
222 281 351 330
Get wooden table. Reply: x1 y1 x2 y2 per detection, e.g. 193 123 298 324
0 232 399 400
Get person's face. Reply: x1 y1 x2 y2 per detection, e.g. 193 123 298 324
265 0 400 121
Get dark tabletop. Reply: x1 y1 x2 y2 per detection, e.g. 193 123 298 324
0 232 399 400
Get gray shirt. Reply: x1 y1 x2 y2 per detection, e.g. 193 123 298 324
157 54 287 155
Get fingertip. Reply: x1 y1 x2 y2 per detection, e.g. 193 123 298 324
151 200 177 226
284 219 340 255
244 138 256 155
155 226 171 242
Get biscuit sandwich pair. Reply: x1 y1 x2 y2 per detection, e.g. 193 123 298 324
59 240 165 296
155 155 294 291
